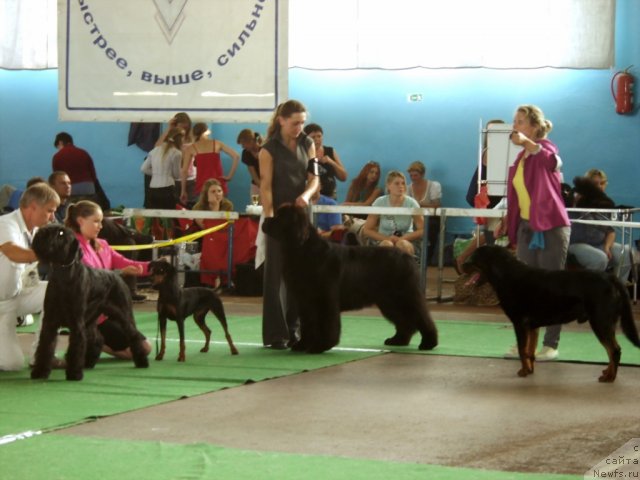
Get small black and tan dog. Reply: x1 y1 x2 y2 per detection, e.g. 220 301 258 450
465 245 640 382
148 259 238 361
31 224 149 381
262 204 438 353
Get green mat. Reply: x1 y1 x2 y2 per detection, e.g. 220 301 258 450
1 312 381 437
222 312 640 366
3 312 634 479
4 312 639 441
0 435 582 480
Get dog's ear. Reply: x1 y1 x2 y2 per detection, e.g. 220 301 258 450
67 231 81 264
294 207 311 244
262 217 274 235
573 176 615 208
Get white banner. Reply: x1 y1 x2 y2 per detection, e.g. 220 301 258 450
58 0 288 122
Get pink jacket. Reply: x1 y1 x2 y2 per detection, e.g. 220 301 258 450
506 139 570 245
75 233 149 274
75 233 149 325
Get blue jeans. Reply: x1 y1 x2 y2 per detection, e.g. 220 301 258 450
568 242 632 283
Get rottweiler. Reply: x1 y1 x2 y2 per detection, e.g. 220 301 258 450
465 245 640 382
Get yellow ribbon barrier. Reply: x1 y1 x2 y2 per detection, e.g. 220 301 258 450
111 221 231 251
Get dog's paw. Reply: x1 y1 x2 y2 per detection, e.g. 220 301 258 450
135 357 149 368
177 355 186 362
290 341 306 352
418 338 438 350
65 369 84 381
384 335 410 347
155 353 165 361
598 367 617 383
30 366 51 380
200 345 209 353
517 368 530 377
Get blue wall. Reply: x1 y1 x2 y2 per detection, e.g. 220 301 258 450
1 0 638 235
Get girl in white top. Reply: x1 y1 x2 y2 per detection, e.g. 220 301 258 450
362 171 424 256
141 127 184 209
407 161 441 208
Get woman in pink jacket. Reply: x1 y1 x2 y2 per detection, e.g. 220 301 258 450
65 200 152 360
499 105 571 361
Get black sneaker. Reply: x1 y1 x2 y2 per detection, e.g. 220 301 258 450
131 293 147 302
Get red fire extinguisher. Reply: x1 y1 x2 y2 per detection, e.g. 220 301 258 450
611 66 634 114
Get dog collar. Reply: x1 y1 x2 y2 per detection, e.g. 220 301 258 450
52 257 77 269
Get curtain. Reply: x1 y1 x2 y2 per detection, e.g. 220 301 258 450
1 0 615 71
289 0 615 69
0 0 57 69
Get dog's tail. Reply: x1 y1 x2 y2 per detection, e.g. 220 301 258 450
613 277 640 348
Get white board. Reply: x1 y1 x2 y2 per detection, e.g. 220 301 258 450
485 123 521 197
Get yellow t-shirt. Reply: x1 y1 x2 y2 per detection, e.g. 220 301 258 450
513 158 531 220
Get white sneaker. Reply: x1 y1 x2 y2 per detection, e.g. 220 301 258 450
16 314 34 327
536 346 559 361
503 344 519 359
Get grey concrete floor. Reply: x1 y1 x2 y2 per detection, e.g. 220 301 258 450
58 352 640 475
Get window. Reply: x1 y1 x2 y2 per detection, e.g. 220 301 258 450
289 0 615 69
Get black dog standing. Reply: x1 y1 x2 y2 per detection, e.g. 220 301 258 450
149 260 238 362
30 225 149 381
465 245 640 382
262 204 438 353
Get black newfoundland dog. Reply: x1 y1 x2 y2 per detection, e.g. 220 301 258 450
465 245 640 382
262 204 438 353
31 224 149 381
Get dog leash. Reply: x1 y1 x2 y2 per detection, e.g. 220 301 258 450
111 220 232 252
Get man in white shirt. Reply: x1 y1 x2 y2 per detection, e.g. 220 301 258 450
0 183 59 370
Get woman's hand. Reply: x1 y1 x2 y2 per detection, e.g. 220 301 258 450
179 192 188 204
494 218 507 238
121 265 143 276
295 195 309 208
221 174 232 181
509 131 528 146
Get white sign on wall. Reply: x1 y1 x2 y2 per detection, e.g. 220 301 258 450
485 123 520 197
58 0 288 122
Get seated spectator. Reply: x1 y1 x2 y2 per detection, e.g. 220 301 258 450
52 132 107 207
237 129 263 204
568 171 632 283
192 178 234 229
5 177 47 212
454 198 509 273
48 171 72 223
303 123 348 198
362 171 423 256
343 161 382 207
465 119 506 209
407 161 442 263
311 190 344 241
65 200 152 360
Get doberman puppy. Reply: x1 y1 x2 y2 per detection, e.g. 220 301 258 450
31 224 149 381
148 259 238 361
